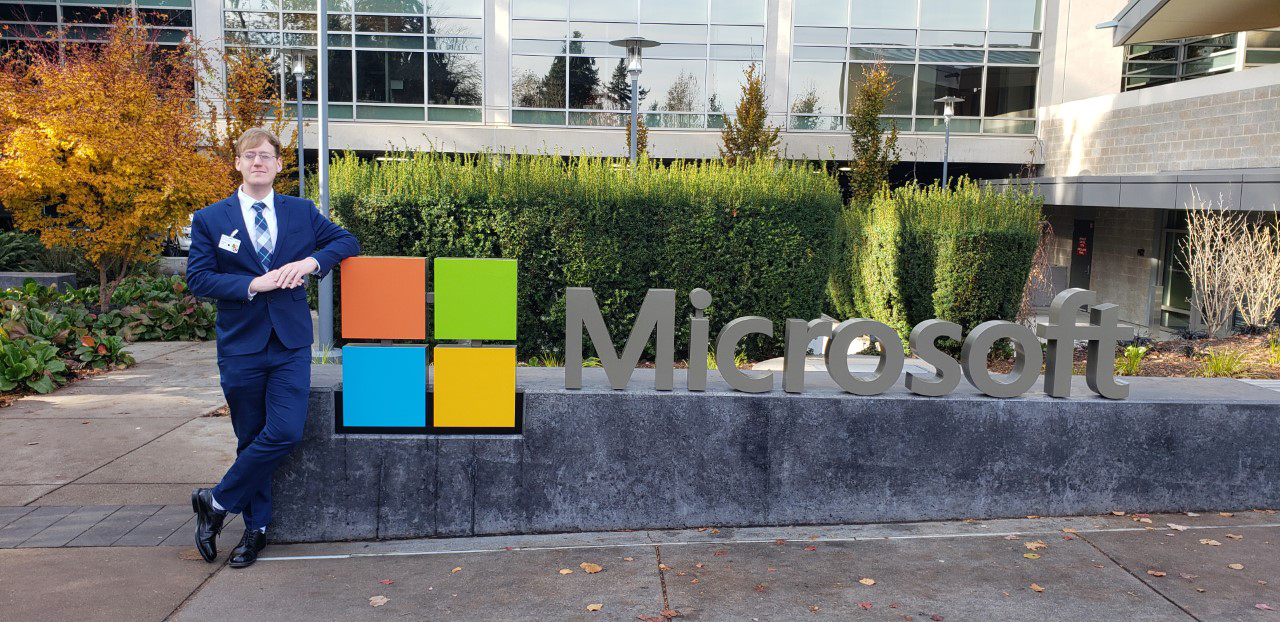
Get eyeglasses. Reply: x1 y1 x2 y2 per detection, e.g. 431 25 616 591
239 152 278 161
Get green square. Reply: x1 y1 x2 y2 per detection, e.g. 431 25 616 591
434 258 517 341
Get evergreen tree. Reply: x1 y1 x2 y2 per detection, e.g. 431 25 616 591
847 61 901 206
567 36 600 109
719 64 780 165
606 59 648 110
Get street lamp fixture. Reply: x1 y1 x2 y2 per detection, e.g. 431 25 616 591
291 49 306 198
934 95 965 188
608 36 660 163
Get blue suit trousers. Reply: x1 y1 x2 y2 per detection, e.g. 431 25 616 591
212 330 310 530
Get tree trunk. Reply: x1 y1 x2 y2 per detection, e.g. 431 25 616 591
98 264 109 312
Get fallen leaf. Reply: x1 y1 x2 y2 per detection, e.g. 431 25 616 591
379 579 394 585
694 563 705 569
1026 515 1040 519
1138 517 1153 524
637 616 663 622
25 442 37 446
859 578 876 586
710 528 720 534
676 571 687 576
713 550 728 557
890 603 899 608
1165 533 1177 537
1186 512 1200 517
808 535 819 541
1261 581 1269 586
808 605 820 613
767 567 776 572
586 604 603 612
1062 527 1078 533
775 539 786 545
1229 563 1245 570
804 545 817 552
1199 539 1222 546
1093 564 1105 568
661 609 682 618
658 563 671 571
1112 511 1127 516
1196 588 1207 593
369 596 389 607
932 616 945 621
624 557 635 562
559 569 573 575
1030 583 1045 592
580 562 603 574
451 567 462 574
1004 535 1020 540
755 583 766 593
690 578 699 584
1147 570 1167 577
1025 540 1048 551
1220 512 1234 517
1257 604 1275 611
1226 534 1243 540
1063 535 1074 541
1180 573 1199 580
859 601 873 609
1023 553 1040 559
1167 523 1189 531
177 548 204 561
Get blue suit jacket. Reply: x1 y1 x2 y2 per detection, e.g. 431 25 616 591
187 193 360 356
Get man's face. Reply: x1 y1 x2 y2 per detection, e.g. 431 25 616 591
235 140 281 187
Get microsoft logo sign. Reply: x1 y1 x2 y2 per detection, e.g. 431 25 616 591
338 257 519 433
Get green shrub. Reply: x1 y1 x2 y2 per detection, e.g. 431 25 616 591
839 178 1041 348
1200 349 1248 378
74 332 136 370
827 204 867 320
1116 344 1149 376
0 338 67 393
0 232 45 271
325 152 842 360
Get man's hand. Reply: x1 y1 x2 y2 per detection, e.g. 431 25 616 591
274 257 320 289
249 270 282 294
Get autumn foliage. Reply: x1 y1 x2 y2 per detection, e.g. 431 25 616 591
0 19 227 311
204 47 299 195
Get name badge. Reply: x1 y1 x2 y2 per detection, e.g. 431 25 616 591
219 233 241 253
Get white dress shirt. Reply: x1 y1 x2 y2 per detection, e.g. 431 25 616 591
237 186 278 252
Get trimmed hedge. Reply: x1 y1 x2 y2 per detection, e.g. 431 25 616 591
326 152 842 360
831 178 1042 348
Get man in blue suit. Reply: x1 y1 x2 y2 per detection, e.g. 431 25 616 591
186 128 359 568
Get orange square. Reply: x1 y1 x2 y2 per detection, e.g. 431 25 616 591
340 257 427 340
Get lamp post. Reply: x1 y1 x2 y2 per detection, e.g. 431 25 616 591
608 37 660 163
934 96 964 188
317 0 333 356
291 50 305 198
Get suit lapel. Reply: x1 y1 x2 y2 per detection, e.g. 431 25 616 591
220 195 264 275
271 194 291 270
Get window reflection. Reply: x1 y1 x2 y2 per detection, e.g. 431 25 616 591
915 64 982 116
641 59 707 113
851 3 917 29
429 53 482 105
849 62 914 115
707 60 754 114
984 66 1036 118
357 50 425 104
919 0 985 30
710 0 765 25
512 54 566 108
988 0 1040 31
789 62 846 117
642 0 708 24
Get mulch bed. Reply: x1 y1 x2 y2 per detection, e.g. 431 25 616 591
988 334 1280 379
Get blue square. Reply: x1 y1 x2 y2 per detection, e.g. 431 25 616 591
342 345 427 428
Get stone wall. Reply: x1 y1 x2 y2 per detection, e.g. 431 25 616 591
1040 65 1280 177
270 366 1280 543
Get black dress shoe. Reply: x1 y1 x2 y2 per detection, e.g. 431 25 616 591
229 529 267 569
191 488 226 563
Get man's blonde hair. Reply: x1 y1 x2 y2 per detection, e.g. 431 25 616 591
235 128 281 157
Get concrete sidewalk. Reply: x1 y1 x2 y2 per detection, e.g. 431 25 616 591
1 511 1277 621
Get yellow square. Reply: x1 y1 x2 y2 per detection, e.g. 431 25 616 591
432 346 516 429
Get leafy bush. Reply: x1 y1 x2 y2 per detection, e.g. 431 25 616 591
0 338 67 393
1116 345 1149 376
1200 349 1248 378
74 332 135 370
325 152 842 360
837 178 1041 349
0 232 45 271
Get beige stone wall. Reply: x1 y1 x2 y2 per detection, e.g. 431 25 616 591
1040 65 1280 177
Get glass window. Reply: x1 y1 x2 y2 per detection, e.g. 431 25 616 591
642 23 707 44
569 22 639 40
0 4 58 22
429 107 482 122
569 110 628 126
356 34 424 49
711 0 765 24
988 31 1039 48
284 33 317 46
793 46 847 60
849 62 914 115
285 52 318 101
511 54 566 108
919 0 985 31
428 37 481 52
850 46 916 62
225 11 279 31
355 0 424 12
987 50 1038 63
641 0 708 24
139 8 193 28
512 0 566 19
789 61 846 116
919 49 983 63
356 50 424 104
284 0 317 8
794 27 847 45
707 60 754 114
984 66 1035 117
915 64 982 115
650 43 710 58
283 13 318 31
641 59 706 111
428 52 481 105
428 0 483 17
983 119 1035 134
1247 30 1280 48
328 49 354 102
793 0 846 27
918 30 985 47
567 54 606 109
988 0 1040 31
570 0 634 21
227 0 280 10
511 19 566 39
709 45 763 60
329 14 352 31
597 58 642 110
850 3 917 28
711 25 765 44
357 15 424 34
849 29 915 46
512 39 565 53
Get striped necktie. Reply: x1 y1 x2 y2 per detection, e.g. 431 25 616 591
251 201 273 271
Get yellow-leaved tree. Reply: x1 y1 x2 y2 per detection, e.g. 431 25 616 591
0 18 228 311
203 46 299 196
